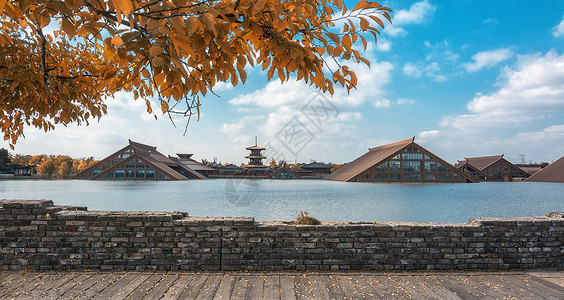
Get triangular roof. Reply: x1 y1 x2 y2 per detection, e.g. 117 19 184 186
73 140 205 180
324 138 413 182
324 137 475 183
455 160 492 180
462 155 504 171
524 155 564 182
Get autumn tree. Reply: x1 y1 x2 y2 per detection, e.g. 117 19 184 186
37 158 56 176
1 0 391 148
269 158 277 169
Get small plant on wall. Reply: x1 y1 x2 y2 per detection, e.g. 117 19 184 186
293 211 321 225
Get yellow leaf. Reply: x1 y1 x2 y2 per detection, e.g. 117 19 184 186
0 0 6 15
154 73 166 86
152 57 164 66
326 32 339 44
111 36 123 47
118 0 132 15
353 1 370 11
149 46 164 56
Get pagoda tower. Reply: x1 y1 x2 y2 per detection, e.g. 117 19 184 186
243 137 268 171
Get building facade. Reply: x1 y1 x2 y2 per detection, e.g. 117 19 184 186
324 138 475 183
455 155 530 181
74 140 205 180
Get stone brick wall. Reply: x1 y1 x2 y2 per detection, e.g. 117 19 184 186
1 200 563 271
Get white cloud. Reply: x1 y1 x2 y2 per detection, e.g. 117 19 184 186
396 98 416 105
418 130 442 139
442 51 564 130
482 18 499 25
403 63 422 77
385 1 436 37
517 124 564 141
376 39 391 51
374 99 391 108
462 48 514 72
393 1 436 26
552 15 564 38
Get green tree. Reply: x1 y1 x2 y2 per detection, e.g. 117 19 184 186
0 148 10 166
1 0 391 148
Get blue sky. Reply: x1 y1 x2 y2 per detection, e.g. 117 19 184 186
4 0 564 166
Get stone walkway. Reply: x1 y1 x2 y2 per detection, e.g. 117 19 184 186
1 270 563 299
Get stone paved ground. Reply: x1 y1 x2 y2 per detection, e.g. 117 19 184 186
1 270 563 299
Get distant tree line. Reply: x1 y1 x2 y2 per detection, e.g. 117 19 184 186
1 148 97 178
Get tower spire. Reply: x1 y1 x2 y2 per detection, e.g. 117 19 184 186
255 136 257 146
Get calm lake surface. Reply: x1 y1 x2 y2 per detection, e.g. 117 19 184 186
0 179 563 223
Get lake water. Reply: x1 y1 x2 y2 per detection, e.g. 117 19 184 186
0 179 563 223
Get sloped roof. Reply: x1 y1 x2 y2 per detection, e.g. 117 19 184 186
301 162 332 169
169 156 215 172
463 155 503 171
518 166 543 176
73 140 205 180
524 155 564 182
324 137 414 182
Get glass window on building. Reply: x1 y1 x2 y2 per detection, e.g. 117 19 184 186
424 154 430 160
404 174 421 181
424 161 436 172
438 173 451 181
136 163 145 168
146 170 155 179
374 174 388 181
426 174 436 181
156 172 169 179
437 162 450 173
126 170 134 179
390 174 401 180
93 170 101 175
136 170 145 179
126 163 135 168
389 160 401 172
101 172 114 179
374 162 388 172
454 172 464 181
402 160 420 172
391 154 401 160
115 170 125 179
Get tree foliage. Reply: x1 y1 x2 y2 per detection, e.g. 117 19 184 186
1 0 391 149
0 148 10 166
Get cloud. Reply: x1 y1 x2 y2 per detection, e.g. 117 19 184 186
396 98 416 105
376 39 391 51
403 63 422 77
517 124 564 141
442 51 564 130
462 48 514 72
418 130 441 139
393 1 436 26
374 99 391 108
385 1 436 37
404 61 447 81
482 18 499 25
553 15 564 38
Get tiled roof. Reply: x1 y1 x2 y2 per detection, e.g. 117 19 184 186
524 155 564 182
324 138 414 182
301 162 332 169
463 155 503 171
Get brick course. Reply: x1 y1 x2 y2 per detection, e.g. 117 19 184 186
1 200 563 271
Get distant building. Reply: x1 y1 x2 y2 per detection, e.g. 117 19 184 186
242 137 269 175
217 164 244 175
455 155 530 181
300 162 333 178
325 137 475 183
271 165 300 179
524 155 564 183
170 154 215 177
0 164 35 177
74 140 205 180
515 164 543 176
